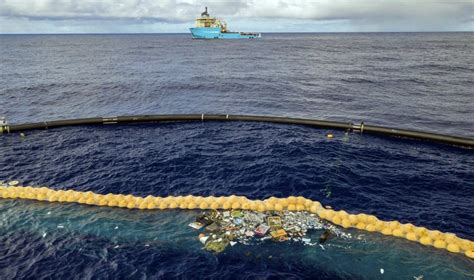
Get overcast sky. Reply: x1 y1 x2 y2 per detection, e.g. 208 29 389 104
0 0 473 33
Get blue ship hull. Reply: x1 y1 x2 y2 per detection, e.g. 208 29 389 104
190 27 260 39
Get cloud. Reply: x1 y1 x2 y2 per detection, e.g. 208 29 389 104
0 0 472 32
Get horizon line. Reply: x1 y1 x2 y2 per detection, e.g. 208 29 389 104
1 31 472 35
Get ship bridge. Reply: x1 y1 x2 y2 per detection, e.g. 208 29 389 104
194 7 227 32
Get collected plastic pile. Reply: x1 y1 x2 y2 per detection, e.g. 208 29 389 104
189 209 350 254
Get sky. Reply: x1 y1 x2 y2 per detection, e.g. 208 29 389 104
0 0 473 34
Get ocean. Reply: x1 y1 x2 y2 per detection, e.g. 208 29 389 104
0 33 473 279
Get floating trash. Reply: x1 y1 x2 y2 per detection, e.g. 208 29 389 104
319 229 331 244
188 222 204 230
188 209 347 254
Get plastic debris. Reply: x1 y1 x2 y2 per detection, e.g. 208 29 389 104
270 229 288 241
196 214 214 226
188 222 204 230
204 238 229 253
267 216 282 228
319 229 332 244
255 224 270 237
380 268 384 274
199 235 209 244
190 209 349 254
231 210 244 218
205 222 219 232
8 181 19 186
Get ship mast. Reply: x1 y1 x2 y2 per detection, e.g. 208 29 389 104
201 7 209 17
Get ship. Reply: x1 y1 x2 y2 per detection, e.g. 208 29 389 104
190 7 261 39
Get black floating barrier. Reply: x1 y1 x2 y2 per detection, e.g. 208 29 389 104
1 114 473 149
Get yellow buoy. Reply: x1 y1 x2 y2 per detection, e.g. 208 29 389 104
264 202 274 211
118 200 127 208
414 227 427 237
388 221 400 230
99 199 109 206
231 202 241 209
446 243 460 253
159 202 168 209
401 223 415 232
304 199 313 208
349 215 359 225
406 232 417 241
332 215 342 225
274 203 283 211
241 202 251 210
169 201 178 209
66 195 77 203
381 227 392 235
275 200 286 208
366 224 376 232
210 202 220 209
465 250 474 259
317 209 327 219
287 196 297 204
341 219 352 229
222 201 231 210
108 200 118 207
354 222 365 230
419 236 432 246
337 210 349 219
458 239 472 251
433 239 446 249
428 230 441 240
392 229 404 237
86 197 96 205
374 221 385 231
325 210 335 220
357 214 368 224
444 233 457 244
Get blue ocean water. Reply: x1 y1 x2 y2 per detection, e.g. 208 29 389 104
0 33 473 279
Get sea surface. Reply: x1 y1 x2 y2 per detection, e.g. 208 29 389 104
0 33 473 279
